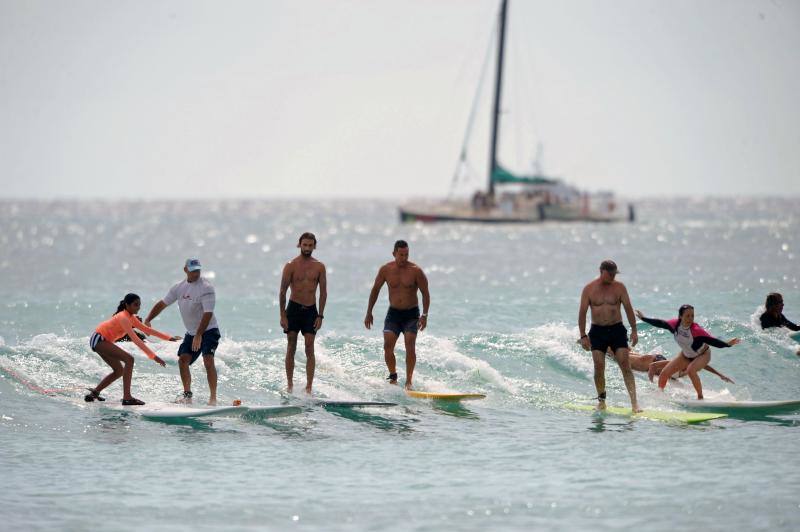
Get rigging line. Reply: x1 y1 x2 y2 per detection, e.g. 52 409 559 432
448 20 498 197
438 3 501 175
510 19 527 172
516 13 543 172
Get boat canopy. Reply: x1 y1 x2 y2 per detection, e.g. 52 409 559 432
492 164 559 186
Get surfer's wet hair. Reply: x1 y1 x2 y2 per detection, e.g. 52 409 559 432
115 293 140 314
678 304 694 318
394 240 409 251
765 293 783 310
298 232 317 246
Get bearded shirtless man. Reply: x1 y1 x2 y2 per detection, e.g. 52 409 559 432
279 232 327 393
578 260 640 412
364 240 430 390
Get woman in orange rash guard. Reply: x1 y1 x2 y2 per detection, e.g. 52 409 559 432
86 293 181 405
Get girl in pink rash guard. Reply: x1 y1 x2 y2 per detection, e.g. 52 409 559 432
86 293 180 405
635 305 740 399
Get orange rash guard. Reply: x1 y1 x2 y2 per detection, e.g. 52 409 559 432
95 310 171 360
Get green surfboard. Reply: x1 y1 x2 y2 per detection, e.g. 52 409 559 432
566 403 727 424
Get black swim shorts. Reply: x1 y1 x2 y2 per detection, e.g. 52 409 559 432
588 322 629 353
383 306 420 336
285 300 318 336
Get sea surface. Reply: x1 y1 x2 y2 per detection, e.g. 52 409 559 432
1 198 799 531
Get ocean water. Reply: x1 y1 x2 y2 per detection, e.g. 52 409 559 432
1 198 799 531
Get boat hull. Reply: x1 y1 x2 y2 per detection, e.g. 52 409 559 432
399 203 633 224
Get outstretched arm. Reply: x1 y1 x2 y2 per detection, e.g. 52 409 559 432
638 314 676 333
783 316 800 332
144 300 168 327
704 364 734 383
692 336 738 351
132 316 175 341
119 316 165 366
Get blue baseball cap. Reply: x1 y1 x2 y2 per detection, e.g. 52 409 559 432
185 258 202 272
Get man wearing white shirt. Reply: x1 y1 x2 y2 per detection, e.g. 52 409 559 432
145 258 221 405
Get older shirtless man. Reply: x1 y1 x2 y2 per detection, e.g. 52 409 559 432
279 232 327 393
578 260 640 412
365 240 430 389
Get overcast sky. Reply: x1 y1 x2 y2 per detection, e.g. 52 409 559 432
1 0 798 199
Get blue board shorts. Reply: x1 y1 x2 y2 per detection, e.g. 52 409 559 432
383 306 420 336
178 328 221 365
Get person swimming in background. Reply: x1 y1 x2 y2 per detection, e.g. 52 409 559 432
635 306 740 400
760 293 800 356
760 293 799 331
85 293 180 405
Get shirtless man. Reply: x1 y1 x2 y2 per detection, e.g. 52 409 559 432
578 260 640 412
279 232 327 393
364 240 430 390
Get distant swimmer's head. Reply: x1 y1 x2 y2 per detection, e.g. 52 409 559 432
678 304 695 326
116 293 141 315
297 232 317 257
393 240 409 265
184 258 202 282
765 292 784 313
599 259 619 283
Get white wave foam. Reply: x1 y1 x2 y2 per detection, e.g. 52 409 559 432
416 335 517 394
523 322 595 376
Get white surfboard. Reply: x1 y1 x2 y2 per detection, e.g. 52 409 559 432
104 401 249 419
673 398 800 413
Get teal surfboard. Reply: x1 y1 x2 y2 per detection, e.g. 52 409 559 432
243 405 303 418
673 398 800 414
104 402 248 419
566 403 727 424
316 400 398 408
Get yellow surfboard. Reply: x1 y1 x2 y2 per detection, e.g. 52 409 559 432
406 390 486 401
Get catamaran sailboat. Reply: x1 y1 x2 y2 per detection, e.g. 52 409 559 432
399 0 634 224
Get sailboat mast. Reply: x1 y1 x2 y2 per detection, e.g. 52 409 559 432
487 0 508 197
